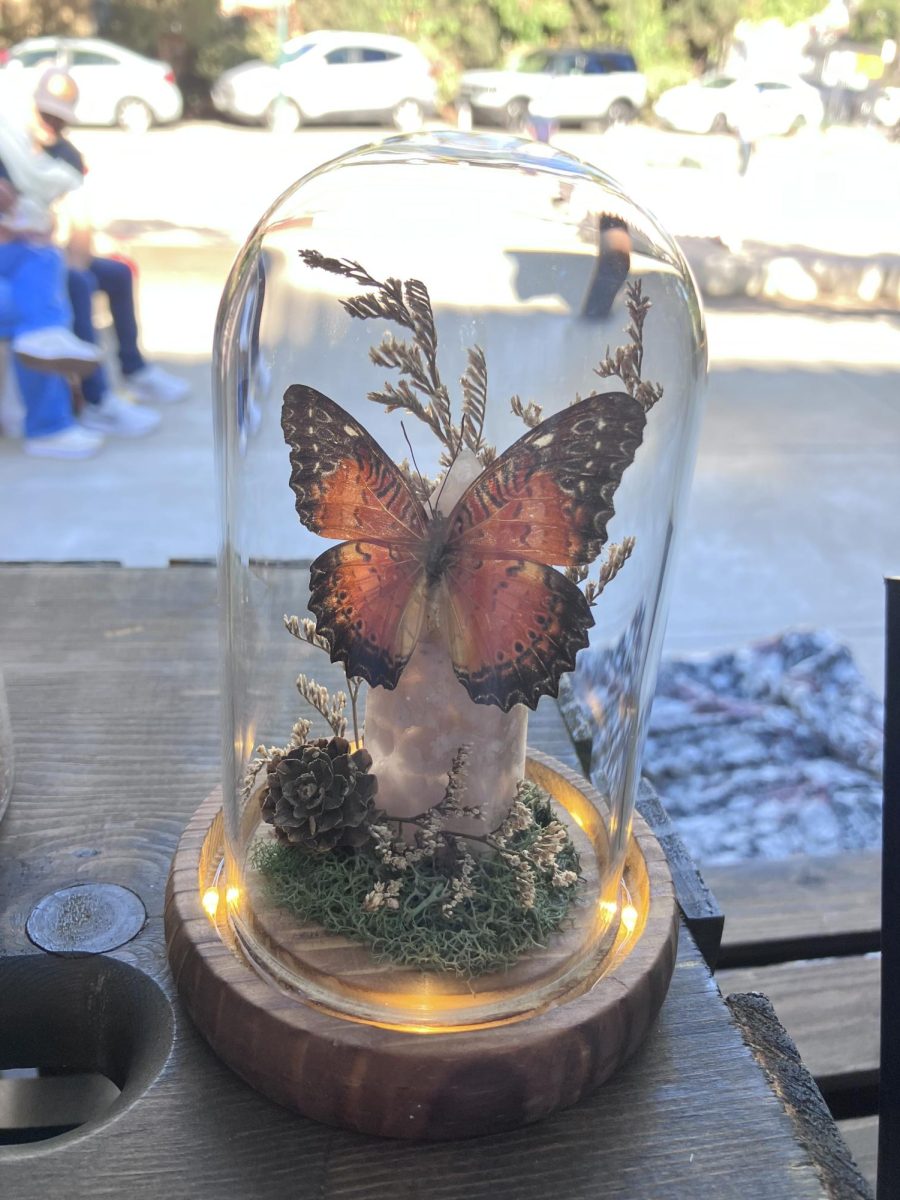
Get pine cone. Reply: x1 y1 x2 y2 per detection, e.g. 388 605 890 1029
260 737 377 853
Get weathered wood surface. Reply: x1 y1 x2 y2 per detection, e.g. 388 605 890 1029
725 992 874 1200
718 956 880 1100
705 853 881 969
837 1118 878 1191
0 566 829 1196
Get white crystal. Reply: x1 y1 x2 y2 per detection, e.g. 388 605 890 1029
364 448 528 839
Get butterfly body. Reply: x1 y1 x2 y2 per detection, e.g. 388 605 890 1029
283 385 646 712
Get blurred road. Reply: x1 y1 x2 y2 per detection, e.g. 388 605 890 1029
2 120 898 691
68 119 900 259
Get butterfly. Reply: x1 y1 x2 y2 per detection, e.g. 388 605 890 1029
282 385 646 712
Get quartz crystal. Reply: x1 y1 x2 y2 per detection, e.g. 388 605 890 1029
364 449 528 836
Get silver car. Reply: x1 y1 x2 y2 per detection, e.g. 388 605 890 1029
211 30 437 133
1 36 183 133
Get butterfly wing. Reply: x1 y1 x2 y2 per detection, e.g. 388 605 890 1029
282 384 429 545
308 541 427 688
447 391 646 566
442 391 646 709
282 385 430 688
439 558 593 711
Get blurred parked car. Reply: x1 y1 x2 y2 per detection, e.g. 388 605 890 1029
654 75 824 136
456 48 647 130
1 37 183 132
211 30 437 133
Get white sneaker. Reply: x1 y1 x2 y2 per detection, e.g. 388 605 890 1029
80 392 161 438
24 425 105 460
126 364 190 405
13 328 102 378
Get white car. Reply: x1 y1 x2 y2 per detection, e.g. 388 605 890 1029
654 74 824 137
0 36 183 132
211 30 437 133
457 48 647 130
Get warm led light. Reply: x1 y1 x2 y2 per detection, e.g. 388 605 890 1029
599 899 618 920
570 809 585 830
621 904 638 934
226 886 240 905
202 888 220 918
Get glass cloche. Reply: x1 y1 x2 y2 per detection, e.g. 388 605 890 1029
210 131 706 1032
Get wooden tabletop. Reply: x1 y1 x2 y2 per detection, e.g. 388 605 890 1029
0 565 828 1198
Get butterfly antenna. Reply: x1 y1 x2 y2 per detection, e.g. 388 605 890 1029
400 421 435 517
432 416 468 515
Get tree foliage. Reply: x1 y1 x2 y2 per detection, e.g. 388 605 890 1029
1 0 853 95
848 0 900 42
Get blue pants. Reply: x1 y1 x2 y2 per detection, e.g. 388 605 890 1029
0 241 75 438
68 256 145 406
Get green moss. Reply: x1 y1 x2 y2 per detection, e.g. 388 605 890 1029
250 781 582 977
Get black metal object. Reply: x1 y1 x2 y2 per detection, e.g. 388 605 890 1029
878 577 900 1199
26 883 146 955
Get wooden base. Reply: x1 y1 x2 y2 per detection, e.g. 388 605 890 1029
165 752 679 1140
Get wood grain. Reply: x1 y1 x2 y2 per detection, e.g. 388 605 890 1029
0 567 830 1196
705 853 881 968
719 956 880 1099
726 992 874 1200
165 756 680 1139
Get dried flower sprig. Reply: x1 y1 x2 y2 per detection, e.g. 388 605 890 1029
594 280 664 412
296 673 347 739
510 393 543 430
299 249 461 456
583 537 636 606
566 536 636 605
284 613 330 653
284 612 363 746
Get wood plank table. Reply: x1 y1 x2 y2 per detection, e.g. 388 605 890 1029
705 854 882 1190
0 565 855 1198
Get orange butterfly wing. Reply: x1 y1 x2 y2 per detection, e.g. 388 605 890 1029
439 558 594 711
448 392 646 566
282 385 429 688
282 385 428 544
442 392 646 710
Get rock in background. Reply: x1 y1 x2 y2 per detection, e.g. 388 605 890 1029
642 631 883 864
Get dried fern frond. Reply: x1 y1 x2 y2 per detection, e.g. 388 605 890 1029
301 250 461 454
297 250 380 289
461 346 488 453
593 281 663 412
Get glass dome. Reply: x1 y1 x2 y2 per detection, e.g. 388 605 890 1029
212 131 705 1030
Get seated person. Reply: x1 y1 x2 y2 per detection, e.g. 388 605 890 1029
0 126 108 459
34 69 189 429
